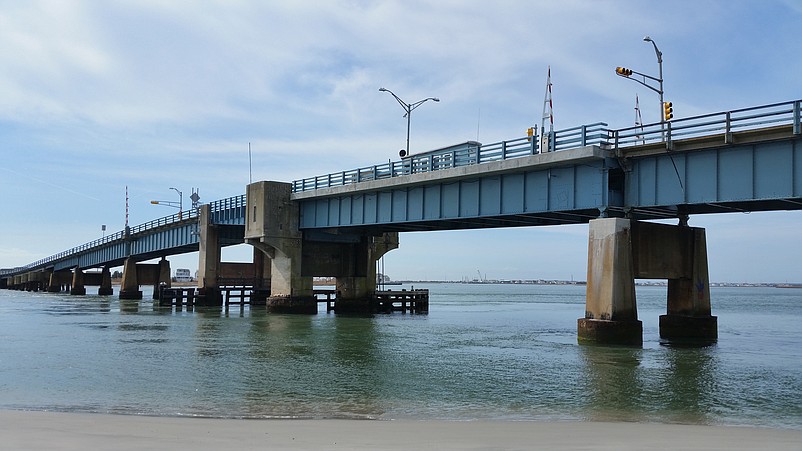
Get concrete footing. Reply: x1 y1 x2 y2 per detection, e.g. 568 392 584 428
578 318 643 346
119 290 143 300
266 296 317 314
69 286 86 295
659 314 718 344
98 287 114 296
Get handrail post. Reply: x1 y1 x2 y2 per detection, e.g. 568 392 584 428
666 121 673 151
451 150 456 168
501 140 507 160
725 111 732 143
614 130 620 152
530 129 537 155
327 173 332 188
581 125 587 147
794 100 801 135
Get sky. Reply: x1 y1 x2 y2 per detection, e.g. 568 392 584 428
1 0 800 283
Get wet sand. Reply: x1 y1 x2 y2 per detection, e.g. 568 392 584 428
2 410 801 450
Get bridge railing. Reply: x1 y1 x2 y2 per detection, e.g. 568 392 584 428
291 122 611 192
612 99 802 150
2 194 247 275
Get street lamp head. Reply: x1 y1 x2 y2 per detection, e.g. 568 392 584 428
379 87 388 92
643 35 652 42
432 98 440 102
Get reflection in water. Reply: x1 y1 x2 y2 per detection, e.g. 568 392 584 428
659 346 717 424
579 344 644 422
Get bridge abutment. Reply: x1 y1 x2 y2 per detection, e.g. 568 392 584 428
579 218 717 346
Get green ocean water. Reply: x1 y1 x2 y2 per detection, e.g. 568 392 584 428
0 283 800 429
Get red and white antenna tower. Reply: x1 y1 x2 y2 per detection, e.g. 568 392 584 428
540 66 554 152
125 186 129 229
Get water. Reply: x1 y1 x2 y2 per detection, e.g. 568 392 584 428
0 284 800 429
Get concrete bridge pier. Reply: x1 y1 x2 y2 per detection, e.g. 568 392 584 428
578 218 717 346
47 270 64 292
245 181 315 314
98 266 113 296
154 258 171 300
196 204 223 306
119 258 143 300
69 267 86 295
249 248 272 305
579 218 642 345
661 228 718 344
333 233 399 313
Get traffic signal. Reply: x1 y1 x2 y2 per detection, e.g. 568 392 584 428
615 66 633 76
663 101 673 121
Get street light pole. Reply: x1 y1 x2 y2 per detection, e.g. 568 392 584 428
170 187 183 219
643 36 664 124
379 87 440 157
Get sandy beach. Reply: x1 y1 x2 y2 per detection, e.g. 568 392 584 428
1 411 800 450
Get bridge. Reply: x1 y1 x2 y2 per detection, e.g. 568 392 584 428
3 99 801 345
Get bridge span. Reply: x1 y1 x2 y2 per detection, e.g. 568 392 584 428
3 99 801 345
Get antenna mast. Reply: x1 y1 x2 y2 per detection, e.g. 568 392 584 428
540 66 554 152
635 94 645 145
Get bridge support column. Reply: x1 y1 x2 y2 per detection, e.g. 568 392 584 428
98 266 113 296
579 218 717 346
579 218 642 345
196 204 222 306
119 258 143 300
245 181 315 314
50 270 71 292
661 228 717 344
69 267 86 295
250 248 271 306
153 258 171 300
334 233 399 313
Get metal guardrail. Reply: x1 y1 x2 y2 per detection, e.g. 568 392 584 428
292 122 610 192
0 195 246 276
4 100 801 277
611 100 802 151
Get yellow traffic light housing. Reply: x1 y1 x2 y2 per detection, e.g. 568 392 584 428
663 101 673 121
615 66 633 77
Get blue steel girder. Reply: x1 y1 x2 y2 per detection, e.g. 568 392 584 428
295 146 615 232
622 132 802 219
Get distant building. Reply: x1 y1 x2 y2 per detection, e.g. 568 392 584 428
174 268 192 283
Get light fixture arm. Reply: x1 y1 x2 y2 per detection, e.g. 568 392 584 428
379 88 440 157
